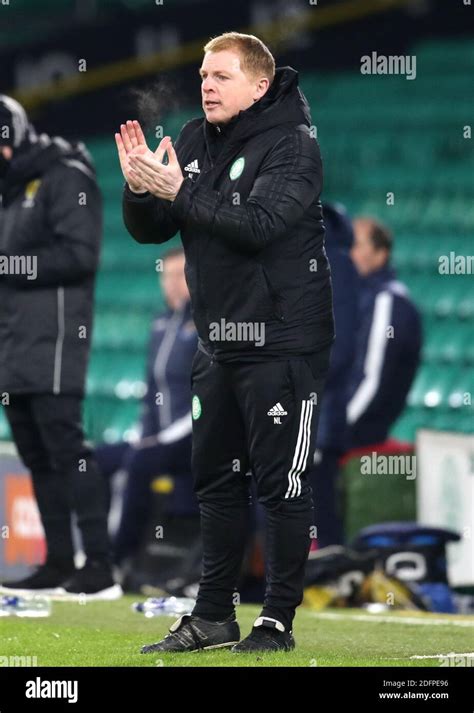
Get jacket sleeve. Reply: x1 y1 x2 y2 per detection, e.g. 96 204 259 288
346 290 395 425
122 184 180 245
169 129 322 254
7 162 102 288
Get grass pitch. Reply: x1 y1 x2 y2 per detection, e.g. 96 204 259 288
1 596 473 667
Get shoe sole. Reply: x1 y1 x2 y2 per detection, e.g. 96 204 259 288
232 647 295 653
142 640 240 654
49 584 124 602
232 641 296 653
192 640 240 652
0 585 65 596
232 646 295 653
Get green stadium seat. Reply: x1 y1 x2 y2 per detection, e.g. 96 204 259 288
83 394 141 444
92 309 152 351
0 407 11 441
86 350 146 398
7 40 472 445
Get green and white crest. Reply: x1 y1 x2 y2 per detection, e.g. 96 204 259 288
229 156 245 180
192 395 202 420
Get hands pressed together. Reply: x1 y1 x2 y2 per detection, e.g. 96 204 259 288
115 119 184 201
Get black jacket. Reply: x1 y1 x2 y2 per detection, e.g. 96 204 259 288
123 66 334 361
0 134 102 395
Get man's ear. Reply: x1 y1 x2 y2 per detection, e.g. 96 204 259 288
257 77 270 97
375 248 389 270
252 82 268 103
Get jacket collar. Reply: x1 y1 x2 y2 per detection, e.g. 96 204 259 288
363 265 397 289
202 66 311 166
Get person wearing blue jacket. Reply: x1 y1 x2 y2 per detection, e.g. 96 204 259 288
95 247 198 566
347 217 422 448
308 203 358 547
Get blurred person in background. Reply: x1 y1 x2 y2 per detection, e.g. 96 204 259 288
347 217 422 448
95 247 198 578
308 203 358 548
0 95 120 600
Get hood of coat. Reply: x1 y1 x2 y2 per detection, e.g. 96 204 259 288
203 66 312 157
0 133 96 203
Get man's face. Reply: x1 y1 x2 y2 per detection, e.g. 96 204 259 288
351 220 388 276
160 254 189 311
0 145 12 177
0 146 12 161
199 50 269 125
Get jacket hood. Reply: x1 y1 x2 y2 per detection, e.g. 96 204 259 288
1 133 96 199
204 66 312 152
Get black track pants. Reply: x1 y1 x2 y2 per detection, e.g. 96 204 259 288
190 346 330 630
4 394 110 568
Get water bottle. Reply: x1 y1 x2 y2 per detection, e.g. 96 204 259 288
132 596 196 617
0 594 52 617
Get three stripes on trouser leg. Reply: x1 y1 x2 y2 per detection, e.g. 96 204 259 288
285 399 314 499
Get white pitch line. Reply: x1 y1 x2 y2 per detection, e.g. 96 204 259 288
410 653 474 659
309 611 474 628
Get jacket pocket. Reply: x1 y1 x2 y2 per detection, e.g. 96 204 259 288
259 265 285 322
